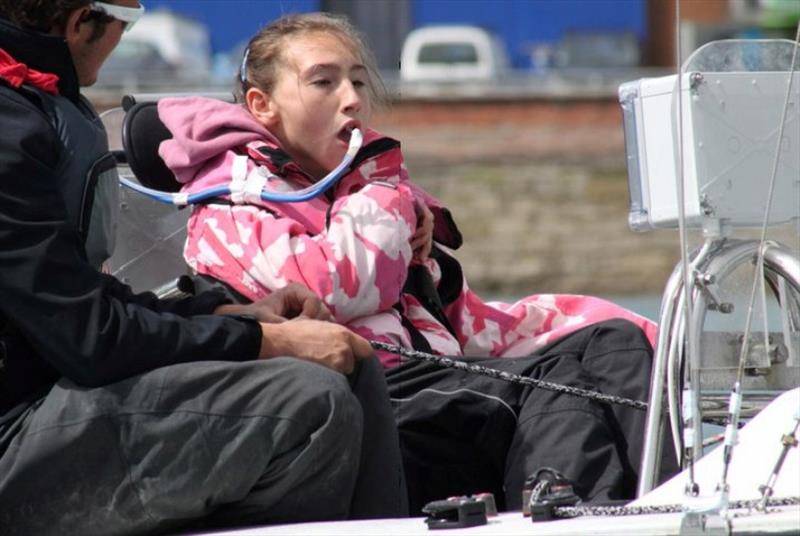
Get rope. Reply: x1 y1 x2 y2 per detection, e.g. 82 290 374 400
371 341 648 411
553 496 800 519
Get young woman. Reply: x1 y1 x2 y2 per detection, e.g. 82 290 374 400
158 12 675 513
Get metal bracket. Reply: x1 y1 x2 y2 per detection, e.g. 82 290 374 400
738 334 776 376
679 512 731 536
679 491 731 536
694 272 733 313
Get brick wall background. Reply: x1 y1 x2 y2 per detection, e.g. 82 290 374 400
372 99 796 299
373 98 681 298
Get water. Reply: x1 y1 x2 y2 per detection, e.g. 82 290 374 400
604 295 661 321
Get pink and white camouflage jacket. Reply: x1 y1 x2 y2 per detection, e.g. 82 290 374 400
158 97 657 368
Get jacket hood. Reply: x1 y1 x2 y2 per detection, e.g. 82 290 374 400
158 96 279 184
159 96 388 185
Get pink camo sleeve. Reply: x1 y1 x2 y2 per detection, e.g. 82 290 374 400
184 182 418 323
444 288 658 357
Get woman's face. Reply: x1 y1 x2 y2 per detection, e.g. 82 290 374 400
249 31 372 179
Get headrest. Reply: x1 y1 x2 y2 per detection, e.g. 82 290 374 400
121 101 182 192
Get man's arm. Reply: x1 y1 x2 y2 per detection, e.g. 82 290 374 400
0 94 261 387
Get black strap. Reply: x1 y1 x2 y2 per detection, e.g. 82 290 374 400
393 303 434 353
402 252 461 339
429 246 463 307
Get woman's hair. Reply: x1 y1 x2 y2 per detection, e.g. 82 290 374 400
0 0 112 42
239 12 387 108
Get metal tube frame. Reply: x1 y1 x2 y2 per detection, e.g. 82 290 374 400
637 238 800 496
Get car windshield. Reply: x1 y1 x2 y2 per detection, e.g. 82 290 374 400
418 43 478 64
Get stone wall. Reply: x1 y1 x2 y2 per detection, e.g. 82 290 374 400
406 159 680 298
371 99 795 298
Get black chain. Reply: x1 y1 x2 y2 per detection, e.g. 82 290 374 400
553 496 800 518
370 341 648 411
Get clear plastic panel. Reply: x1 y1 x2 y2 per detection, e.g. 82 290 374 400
107 183 189 293
674 39 800 229
100 107 189 293
683 39 800 73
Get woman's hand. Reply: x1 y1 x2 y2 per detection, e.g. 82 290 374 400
411 200 434 261
215 282 333 323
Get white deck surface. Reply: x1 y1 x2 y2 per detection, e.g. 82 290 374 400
192 389 800 536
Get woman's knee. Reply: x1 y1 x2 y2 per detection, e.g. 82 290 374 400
591 319 652 350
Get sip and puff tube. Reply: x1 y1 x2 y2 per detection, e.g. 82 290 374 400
119 128 364 206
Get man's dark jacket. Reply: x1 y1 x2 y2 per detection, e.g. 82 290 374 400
0 18 261 417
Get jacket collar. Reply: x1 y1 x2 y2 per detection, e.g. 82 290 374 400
252 129 401 177
0 17 80 103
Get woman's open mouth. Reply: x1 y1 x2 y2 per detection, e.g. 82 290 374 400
337 126 354 144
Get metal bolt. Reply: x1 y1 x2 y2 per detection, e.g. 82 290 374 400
718 303 734 314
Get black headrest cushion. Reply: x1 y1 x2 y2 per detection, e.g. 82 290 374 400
121 102 182 193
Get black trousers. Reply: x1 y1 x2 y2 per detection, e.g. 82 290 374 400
0 357 406 535
386 319 678 514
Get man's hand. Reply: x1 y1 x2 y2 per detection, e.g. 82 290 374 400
411 200 434 261
258 319 373 374
215 283 332 323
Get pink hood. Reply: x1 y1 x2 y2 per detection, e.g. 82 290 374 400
158 96 281 184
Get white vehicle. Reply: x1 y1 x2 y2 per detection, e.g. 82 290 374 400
400 25 510 81
99 9 212 86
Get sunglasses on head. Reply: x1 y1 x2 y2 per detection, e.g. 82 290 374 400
88 2 145 33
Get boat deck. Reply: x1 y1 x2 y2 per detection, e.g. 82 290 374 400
189 389 800 536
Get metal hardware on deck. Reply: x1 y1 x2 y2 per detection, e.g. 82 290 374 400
679 511 731 536
529 490 581 522
523 468 581 521
743 334 785 376
757 409 800 511
637 239 800 496
695 273 732 314
679 489 731 536
422 496 487 530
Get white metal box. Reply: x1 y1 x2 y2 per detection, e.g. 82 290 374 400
619 71 799 231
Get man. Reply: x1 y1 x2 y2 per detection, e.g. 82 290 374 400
0 1 406 533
